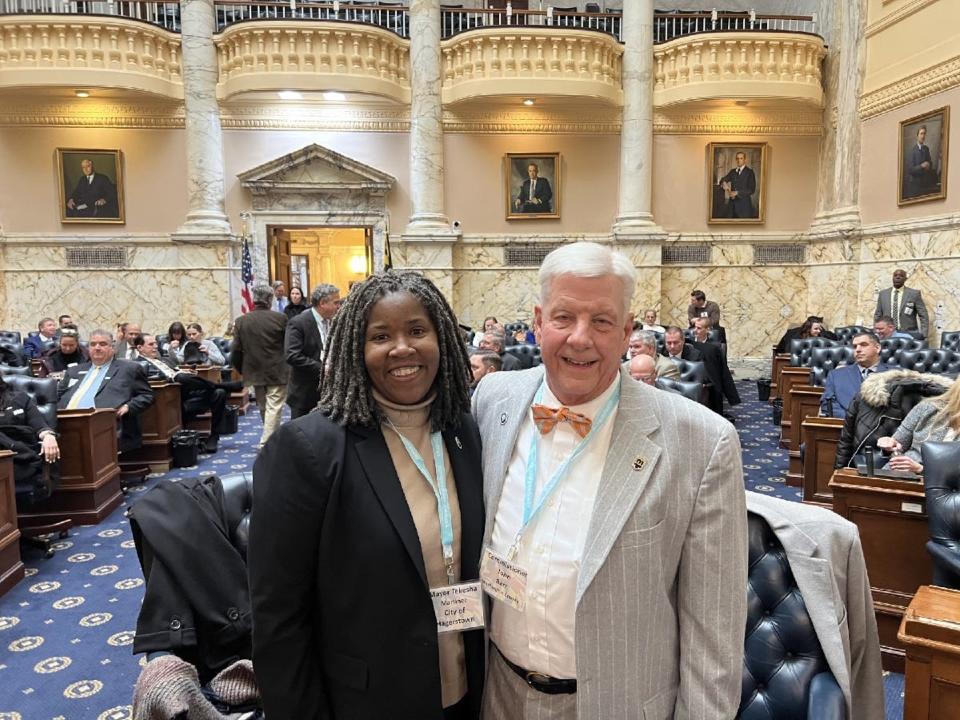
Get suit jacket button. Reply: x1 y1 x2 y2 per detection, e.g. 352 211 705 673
227 608 240 621
169 618 182 630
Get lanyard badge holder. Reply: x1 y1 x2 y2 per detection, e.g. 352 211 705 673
387 421 484 633
480 383 620 611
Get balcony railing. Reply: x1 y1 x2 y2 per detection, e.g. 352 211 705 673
1 2 818 46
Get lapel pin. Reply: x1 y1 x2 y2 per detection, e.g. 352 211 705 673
499 412 508 426
633 456 646 472
455 436 463 450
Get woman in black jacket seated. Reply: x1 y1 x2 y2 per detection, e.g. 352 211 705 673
283 285 308 318
249 270 485 720
835 369 952 468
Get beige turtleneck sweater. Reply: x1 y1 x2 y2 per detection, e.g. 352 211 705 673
375 390 467 709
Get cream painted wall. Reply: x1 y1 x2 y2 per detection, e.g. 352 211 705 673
222 130 410 231
859 84 960 225
865 0 959 95
443 134 620 234
652 134 820 232
0 127 187 234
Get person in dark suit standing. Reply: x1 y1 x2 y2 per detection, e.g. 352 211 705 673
56 328 154 452
717 151 757 218
249 270 485 720
514 162 553 213
284 283 340 419
689 318 741 414
65 158 118 218
905 125 938 198
662 325 702 364
874 268 929 338
231 284 288 447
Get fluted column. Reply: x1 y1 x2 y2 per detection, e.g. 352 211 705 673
809 0 866 235
612 0 663 241
175 0 231 238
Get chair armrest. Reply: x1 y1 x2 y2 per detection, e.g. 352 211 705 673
926 541 960 588
807 671 846 720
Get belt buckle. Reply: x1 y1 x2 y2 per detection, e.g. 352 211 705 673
525 671 552 688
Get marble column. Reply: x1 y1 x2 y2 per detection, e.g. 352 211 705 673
174 0 232 238
612 0 663 242
809 0 866 235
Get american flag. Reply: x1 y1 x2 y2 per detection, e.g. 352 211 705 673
240 237 255 313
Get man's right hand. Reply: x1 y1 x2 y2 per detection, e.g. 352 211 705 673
67 199 75 209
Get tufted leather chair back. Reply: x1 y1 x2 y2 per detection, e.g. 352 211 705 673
833 325 869 343
504 322 529 334
207 336 232 368
789 338 839 367
503 345 536 370
0 330 22 345
530 347 542 367
675 359 707 384
879 337 927 366
740 512 844 719
655 377 706 405
1 364 32 377
2 376 59 428
0 342 26 368
219 472 254 561
684 327 723 344
807 346 854 387
920 442 960 589
897 348 960 376
940 331 960 352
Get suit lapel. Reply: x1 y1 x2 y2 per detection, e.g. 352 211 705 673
482 369 543 544
577 373 662 603
353 426 429 588
95 359 120 396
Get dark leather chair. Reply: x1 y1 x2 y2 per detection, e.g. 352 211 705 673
220 472 253 560
789 338 839 367
833 325 868 343
655 377 706 405
920 442 960 589
0 364 32 377
675 358 707 385
3 375 72 557
879 337 927 366
807 345 854 387
940 331 960 352
503 322 529 334
897 348 960 376
208 336 234 382
0 342 26 368
740 512 847 719
0 330 22 345
530 347 542 367
503 344 536 370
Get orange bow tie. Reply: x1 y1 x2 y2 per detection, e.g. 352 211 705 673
531 404 592 438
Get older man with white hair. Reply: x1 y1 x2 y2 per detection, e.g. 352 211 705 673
473 241 748 720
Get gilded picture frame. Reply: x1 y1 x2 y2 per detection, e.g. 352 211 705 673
505 152 560 220
57 148 125 224
898 106 949 206
707 142 767 224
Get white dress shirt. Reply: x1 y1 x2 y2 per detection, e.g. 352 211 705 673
489 377 619 679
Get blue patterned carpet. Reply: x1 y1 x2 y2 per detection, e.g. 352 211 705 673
0 382 905 719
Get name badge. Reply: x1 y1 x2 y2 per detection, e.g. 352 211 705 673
12 409 23 416
430 582 485 633
480 548 527 611
904 305 914 315
700 311 708 317
68 378 79 387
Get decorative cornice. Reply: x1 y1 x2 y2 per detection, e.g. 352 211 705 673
0 101 185 128
860 53 960 119
653 108 823 136
220 102 410 132
866 0 940 38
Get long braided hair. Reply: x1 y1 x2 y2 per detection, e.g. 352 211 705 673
319 270 472 431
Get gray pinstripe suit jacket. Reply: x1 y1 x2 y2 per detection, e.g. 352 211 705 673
473 367 748 720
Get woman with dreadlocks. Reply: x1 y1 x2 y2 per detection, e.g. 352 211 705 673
249 270 485 720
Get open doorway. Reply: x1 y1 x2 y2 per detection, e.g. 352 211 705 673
267 226 376 294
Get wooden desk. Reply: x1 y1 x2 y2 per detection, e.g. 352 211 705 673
771 352 790 401
778 366 812 448
899 585 960 720
0 450 24 597
195 364 220 383
801 416 843 506
120 381 181 472
19 408 121 527
785 385 824 486
831 467 932 672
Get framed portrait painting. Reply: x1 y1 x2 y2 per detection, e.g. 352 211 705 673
898 107 949 206
505 152 560 220
57 148 125 224
707 142 767 224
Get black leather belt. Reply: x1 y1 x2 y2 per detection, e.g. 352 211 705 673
495 646 577 695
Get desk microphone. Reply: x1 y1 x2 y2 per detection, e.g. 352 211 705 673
848 415 902 468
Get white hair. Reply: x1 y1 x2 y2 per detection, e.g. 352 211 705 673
538 242 636 314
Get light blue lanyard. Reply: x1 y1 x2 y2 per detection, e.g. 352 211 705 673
511 382 620 559
387 421 456 585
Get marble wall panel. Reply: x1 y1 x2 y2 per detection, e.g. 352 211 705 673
452 269 541 330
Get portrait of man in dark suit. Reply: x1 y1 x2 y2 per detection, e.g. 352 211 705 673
506 153 560 219
58 149 124 223
899 107 948 205
708 143 766 223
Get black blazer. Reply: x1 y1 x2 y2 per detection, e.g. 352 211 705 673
249 411 485 720
284 309 325 411
690 340 741 409
56 359 154 451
